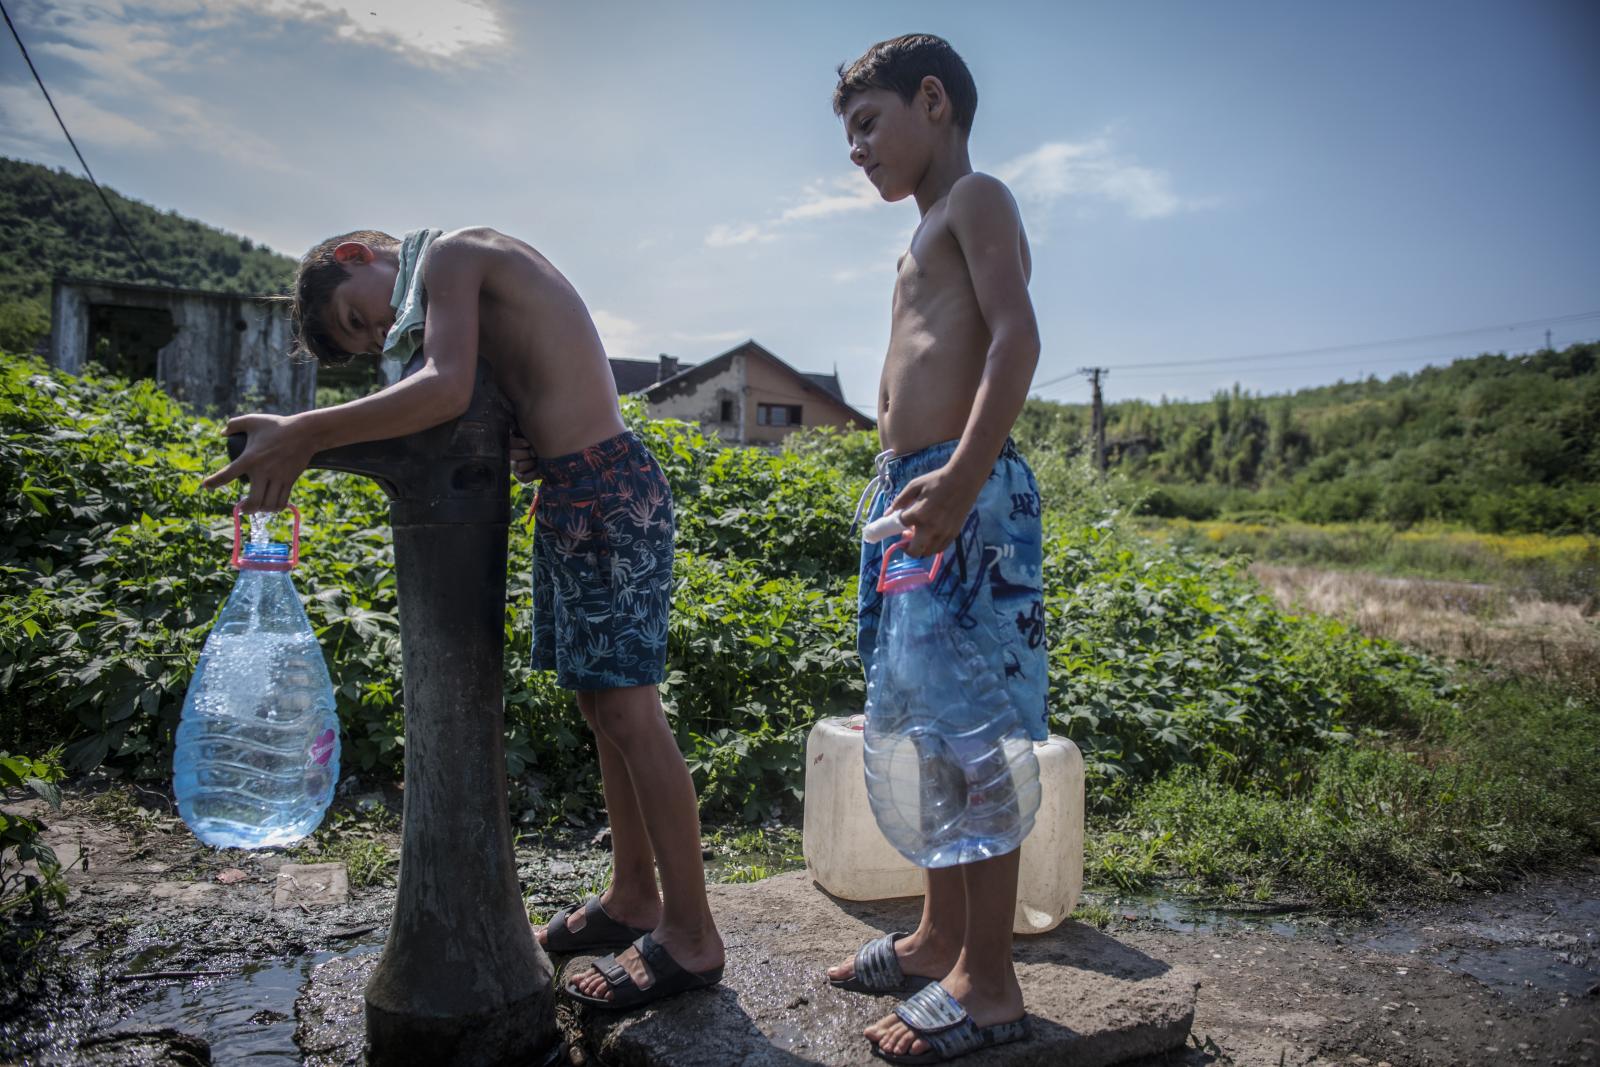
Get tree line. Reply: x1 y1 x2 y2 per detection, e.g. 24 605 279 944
1016 344 1600 534
0 156 296 351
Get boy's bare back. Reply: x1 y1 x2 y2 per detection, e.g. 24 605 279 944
430 228 625 459
878 175 1032 456
204 226 625 510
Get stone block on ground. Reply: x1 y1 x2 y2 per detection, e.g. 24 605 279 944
273 863 349 910
571 871 1198 1066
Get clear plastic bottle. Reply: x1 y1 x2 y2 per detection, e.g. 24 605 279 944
862 533 1042 868
174 509 339 849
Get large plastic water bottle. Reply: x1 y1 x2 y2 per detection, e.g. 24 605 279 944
174 507 340 849
861 522 1041 868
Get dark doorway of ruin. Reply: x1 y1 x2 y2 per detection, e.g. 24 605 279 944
88 304 175 382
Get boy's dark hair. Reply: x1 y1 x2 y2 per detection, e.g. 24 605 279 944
833 34 978 133
291 229 399 365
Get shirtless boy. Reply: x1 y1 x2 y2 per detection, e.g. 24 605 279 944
823 36 1047 1063
204 227 724 1010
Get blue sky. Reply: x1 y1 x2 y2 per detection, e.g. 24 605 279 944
2 1 1597 411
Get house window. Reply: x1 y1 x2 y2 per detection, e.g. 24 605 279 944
719 398 734 422
757 403 802 427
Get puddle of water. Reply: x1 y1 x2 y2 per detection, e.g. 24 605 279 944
1108 892 1325 940
112 941 382 1063
1108 883 1600 999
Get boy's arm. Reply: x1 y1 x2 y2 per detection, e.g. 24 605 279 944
893 173 1042 557
203 240 483 511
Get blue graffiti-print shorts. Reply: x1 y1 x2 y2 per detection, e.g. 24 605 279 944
532 431 674 691
857 438 1049 741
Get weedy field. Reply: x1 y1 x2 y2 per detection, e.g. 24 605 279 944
1 354 1595 926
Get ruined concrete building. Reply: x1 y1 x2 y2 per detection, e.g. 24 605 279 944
48 277 335 416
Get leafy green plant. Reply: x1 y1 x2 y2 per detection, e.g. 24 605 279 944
0 749 68 915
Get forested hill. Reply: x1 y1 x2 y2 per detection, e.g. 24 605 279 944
0 156 296 349
1016 343 1600 534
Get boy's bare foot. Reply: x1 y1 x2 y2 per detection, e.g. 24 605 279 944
566 923 724 1002
865 966 1024 1059
535 889 660 948
825 930 958 987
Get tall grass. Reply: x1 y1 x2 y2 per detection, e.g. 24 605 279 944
1149 517 1599 607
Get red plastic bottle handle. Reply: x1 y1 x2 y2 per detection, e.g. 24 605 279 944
231 503 302 571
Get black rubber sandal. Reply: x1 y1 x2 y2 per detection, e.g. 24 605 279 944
563 932 724 1011
543 896 651 955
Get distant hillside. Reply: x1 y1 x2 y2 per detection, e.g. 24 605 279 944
0 156 296 350
1016 344 1600 534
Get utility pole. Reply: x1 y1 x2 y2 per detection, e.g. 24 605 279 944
1545 329 1553 352
1079 366 1109 474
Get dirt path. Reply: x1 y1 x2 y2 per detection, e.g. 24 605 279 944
1113 860 1600 1065
3 791 1596 1065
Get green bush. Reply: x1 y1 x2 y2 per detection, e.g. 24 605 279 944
0 749 67 915
0 355 1452 824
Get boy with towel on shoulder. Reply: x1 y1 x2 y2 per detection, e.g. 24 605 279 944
205 226 725 1010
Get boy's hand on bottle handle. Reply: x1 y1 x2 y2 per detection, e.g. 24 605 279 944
509 429 538 485
891 468 976 559
203 413 314 513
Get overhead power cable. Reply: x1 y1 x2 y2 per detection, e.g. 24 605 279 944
1034 336 1600 390
1 0 165 283
1029 310 1600 392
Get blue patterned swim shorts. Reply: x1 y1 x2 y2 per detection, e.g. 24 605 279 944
857 438 1049 741
531 431 674 691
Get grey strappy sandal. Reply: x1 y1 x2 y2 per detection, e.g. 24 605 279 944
829 931 934 995
870 981 1030 1064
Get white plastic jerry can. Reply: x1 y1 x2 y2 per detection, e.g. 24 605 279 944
801 715 1084 934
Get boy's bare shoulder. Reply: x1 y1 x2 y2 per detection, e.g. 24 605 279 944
423 228 546 289
427 226 512 265
945 172 1023 227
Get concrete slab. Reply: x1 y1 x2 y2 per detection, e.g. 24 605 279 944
274 863 349 910
570 872 1196 1066
296 872 1197 1066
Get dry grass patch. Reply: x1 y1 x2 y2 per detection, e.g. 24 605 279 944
1250 563 1600 685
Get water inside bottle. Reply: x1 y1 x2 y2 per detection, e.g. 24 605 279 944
174 511 337 849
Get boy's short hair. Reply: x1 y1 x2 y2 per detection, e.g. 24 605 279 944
291 229 398 365
833 34 978 133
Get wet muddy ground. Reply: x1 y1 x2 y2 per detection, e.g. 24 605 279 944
2 786 1596 1066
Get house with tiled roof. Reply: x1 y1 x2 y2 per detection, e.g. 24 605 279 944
608 340 874 445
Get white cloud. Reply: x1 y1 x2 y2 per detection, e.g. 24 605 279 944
250 0 508 63
592 309 648 359
778 177 882 223
704 222 777 248
0 84 159 149
996 137 1200 220
670 329 745 344
706 173 884 249
0 0 508 170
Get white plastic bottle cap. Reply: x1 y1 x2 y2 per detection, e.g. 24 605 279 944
863 510 908 544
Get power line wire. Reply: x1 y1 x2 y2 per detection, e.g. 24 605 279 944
1033 337 1597 401
1034 336 1600 391
1029 310 1600 392
1 0 164 283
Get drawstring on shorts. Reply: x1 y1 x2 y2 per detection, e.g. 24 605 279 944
850 449 896 535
